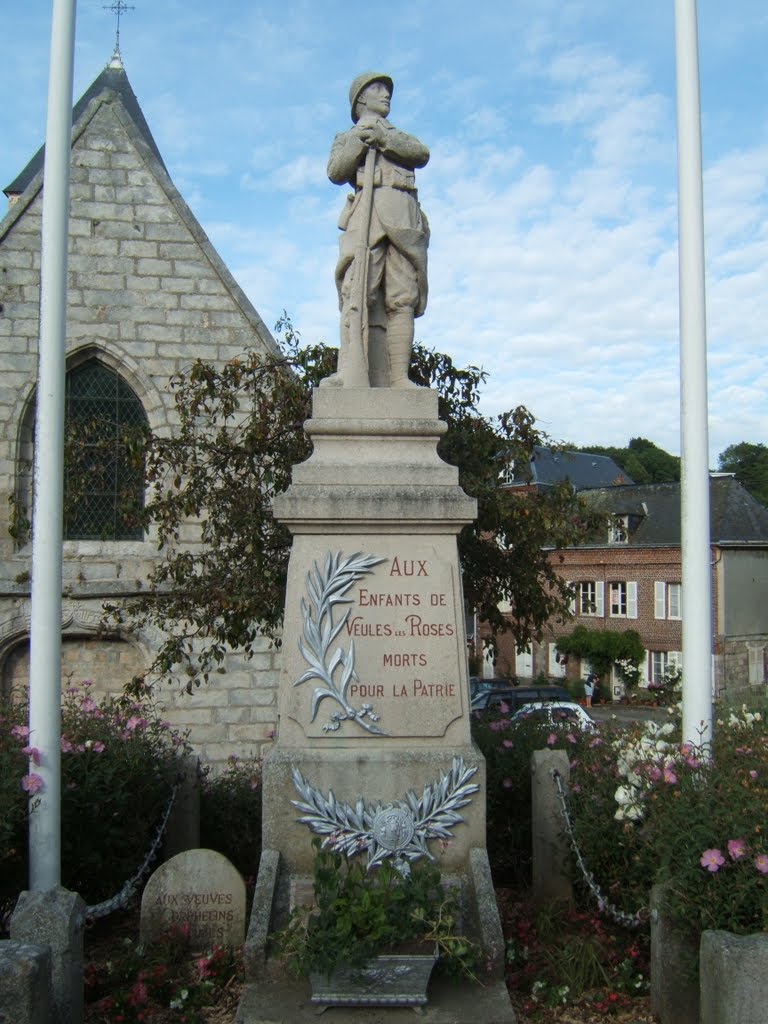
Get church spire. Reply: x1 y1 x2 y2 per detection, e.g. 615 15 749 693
104 1 135 66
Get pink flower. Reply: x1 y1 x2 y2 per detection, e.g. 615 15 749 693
546 733 557 746
127 979 149 1006
498 700 510 714
700 848 725 873
663 767 678 784
125 715 147 732
728 839 747 861
750 770 759 780
502 777 513 788
21 773 44 794
566 732 577 744
647 765 662 782
11 725 30 740
196 956 213 979
84 739 105 753
755 854 768 875
80 697 97 713
502 739 514 748
60 736 74 753
22 746 41 765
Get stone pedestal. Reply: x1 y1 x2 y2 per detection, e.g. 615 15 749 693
265 388 481 877
245 389 511 1016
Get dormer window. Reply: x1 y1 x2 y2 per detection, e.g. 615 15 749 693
609 514 629 544
499 459 515 485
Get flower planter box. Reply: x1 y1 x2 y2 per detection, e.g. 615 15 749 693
309 945 439 1009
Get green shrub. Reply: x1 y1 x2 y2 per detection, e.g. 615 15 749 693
569 702 768 939
471 706 589 885
200 754 262 883
1 682 189 909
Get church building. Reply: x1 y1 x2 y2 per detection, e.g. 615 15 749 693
0 53 281 769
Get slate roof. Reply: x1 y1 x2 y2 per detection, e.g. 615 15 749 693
4 57 167 197
506 446 633 491
578 475 768 547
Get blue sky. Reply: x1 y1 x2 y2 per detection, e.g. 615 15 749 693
2 1 766 463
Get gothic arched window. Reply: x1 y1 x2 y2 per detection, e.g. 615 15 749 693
63 360 148 540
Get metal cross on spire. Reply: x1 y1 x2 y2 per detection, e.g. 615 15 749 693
104 1 135 61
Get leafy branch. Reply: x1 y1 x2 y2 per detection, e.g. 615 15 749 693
296 551 386 734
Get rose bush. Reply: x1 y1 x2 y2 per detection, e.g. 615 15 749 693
1 682 190 910
569 701 768 937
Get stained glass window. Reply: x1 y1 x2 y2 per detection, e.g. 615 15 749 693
63 361 147 540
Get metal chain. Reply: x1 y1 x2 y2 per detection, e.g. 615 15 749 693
551 769 646 930
85 782 177 920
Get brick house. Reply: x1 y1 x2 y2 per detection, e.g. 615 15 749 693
0 54 281 768
491 475 768 701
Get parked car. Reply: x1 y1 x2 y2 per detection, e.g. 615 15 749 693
509 700 596 732
470 683 570 713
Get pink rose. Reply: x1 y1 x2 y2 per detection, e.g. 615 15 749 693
700 848 725 873
21 773 44 794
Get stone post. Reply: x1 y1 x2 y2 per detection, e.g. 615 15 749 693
0 941 51 1024
10 887 85 1024
700 930 768 1024
531 749 573 906
649 882 699 1024
163 754 200 858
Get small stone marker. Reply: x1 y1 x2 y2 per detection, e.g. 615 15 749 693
140 849 245 949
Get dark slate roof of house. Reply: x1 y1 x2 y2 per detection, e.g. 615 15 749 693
578 475 768 547
507 446 633 490
4 58 167 197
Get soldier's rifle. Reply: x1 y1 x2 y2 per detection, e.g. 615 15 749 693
345 143 377 386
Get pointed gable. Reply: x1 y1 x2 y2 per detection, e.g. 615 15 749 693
0 55 278 365
5 57 167 200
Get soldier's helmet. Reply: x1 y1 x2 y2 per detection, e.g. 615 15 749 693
349 72 393 122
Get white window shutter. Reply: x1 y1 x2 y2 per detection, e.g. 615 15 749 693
627 581 638 619
654 581 665 619
595 580 604 617
566 581 575 614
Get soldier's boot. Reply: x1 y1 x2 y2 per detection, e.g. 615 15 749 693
386 311 417 388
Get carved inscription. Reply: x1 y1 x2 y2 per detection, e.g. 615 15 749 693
289 545 466 737
153 890 236 946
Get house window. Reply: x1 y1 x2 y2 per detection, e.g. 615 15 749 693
608 515 629 544
654 582 682 620
649 650 682 684
609 581 637 619
577 580 604 617
63 361 148 540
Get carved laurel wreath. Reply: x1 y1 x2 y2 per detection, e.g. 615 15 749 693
295 550 386 735
291 757 479 873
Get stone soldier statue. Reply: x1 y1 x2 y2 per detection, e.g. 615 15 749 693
327 72 429 388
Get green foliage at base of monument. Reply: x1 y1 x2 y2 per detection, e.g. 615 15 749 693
272 837 482 981
0 682 188 909
102 317 605 688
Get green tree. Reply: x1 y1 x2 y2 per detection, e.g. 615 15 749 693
107 321 605 687
572 437 680 484
718 442 768 506
556 626 645 685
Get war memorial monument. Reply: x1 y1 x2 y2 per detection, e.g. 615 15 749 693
238 73 514 1022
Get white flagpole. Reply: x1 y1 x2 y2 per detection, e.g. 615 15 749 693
28 0 77 890
674 0 713 750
